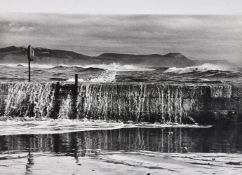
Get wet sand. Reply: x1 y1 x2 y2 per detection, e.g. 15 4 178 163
0 151 241 175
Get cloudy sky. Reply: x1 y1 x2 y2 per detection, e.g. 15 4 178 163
0 0 242 14
0 0 241 64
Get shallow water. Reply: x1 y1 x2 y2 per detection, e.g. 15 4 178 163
0 122 241 174
0 119 212 135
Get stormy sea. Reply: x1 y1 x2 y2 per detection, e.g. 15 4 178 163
0 60 242 175
0 13 242 175
0 62 242 83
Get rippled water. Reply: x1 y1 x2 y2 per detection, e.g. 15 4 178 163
0 123 242 175
1 123 241 153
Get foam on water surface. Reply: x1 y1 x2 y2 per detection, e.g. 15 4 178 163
164 63 238 74
82 63 155 71
0 119 212 136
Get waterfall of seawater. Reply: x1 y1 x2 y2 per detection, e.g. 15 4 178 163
4 82 55 118
0 82 233 123
210 84 232 98
76 84 186 123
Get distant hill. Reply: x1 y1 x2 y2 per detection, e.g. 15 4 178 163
98 52 194 67
0 46 195 67
0 46 101 65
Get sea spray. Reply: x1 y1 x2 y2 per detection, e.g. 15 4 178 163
210 84 232 98
58 93 72 119
4 82 55 118
82 63 155 71
164 63 235 74
67 70 117 83
0 82 236 124
75 84 188 123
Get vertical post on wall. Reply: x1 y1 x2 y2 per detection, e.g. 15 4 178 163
75 74 78 87
28 45 31 82
27 45 34 82
70 74 78 119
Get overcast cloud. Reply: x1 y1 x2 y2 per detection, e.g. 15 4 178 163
0 13 241 64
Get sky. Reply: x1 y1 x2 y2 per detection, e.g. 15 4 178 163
0 1 241 64
0 0 242 14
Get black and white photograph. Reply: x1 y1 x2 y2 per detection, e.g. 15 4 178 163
0 0 242 174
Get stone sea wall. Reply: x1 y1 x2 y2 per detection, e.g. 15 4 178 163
0 82 241 124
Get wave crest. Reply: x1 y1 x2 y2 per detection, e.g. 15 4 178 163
82 63 154 71
164 63 235 74
67 70 117 83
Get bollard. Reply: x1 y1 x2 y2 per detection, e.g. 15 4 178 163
27 45 31 82
70 74 78 119
27 45 34 82
75 74 78 87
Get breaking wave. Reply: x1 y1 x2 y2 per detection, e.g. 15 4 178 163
0 63 154 71
164 63 236 74
82 63 155 71
67 70 117 83
0 63 241 82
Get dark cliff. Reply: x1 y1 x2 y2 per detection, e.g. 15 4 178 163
0 46 194 67
98 52 194 67
0 46 100 65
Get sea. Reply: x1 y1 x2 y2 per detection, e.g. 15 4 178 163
0 62 242 83
0 62 242 174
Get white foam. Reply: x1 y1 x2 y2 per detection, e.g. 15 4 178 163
0 119 124 135
82 63 154 71
0 63 154 71
0 63 20 67
67 70 117 83
164 63 235 74
0 118 212 136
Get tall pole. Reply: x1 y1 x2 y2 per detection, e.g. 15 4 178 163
28 45 31 82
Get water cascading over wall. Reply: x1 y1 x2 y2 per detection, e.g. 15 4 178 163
4 83 55 118
0 82 239 124
76 84 185 122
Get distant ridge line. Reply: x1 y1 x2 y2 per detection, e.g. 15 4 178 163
0 46 231 67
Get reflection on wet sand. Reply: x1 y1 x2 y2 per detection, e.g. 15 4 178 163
1 126 241 155
0 126 241 175
25 149 34 175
